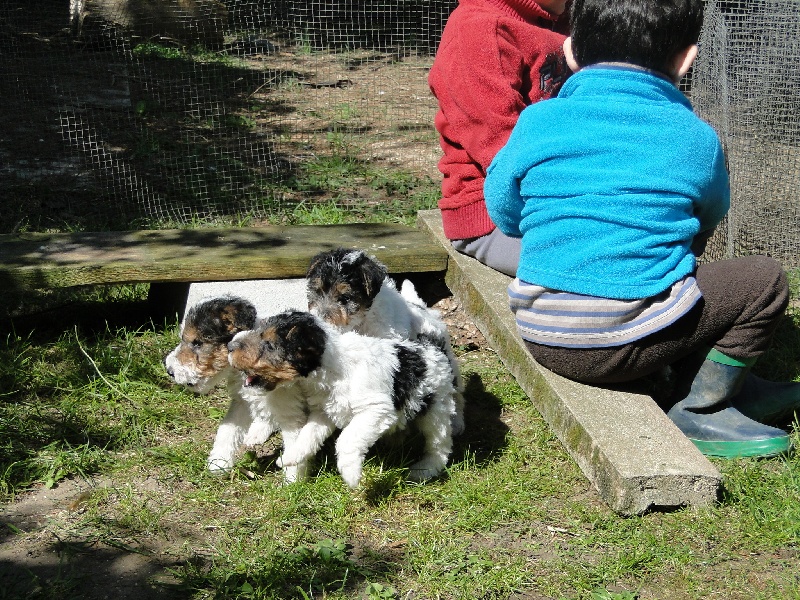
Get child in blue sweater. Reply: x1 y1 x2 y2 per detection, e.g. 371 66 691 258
485 0 798 458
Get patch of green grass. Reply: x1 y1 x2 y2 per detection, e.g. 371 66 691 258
120 139 439 231
132 42 187 60
0 284 799 599
586 591 638 600
132 42 246 68
0 312 202 500
787 268 800 297
273 130 439 226
180 537 371 599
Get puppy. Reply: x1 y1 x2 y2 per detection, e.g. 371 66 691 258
227 310 456 488
305 248 466 435
165 296 296 477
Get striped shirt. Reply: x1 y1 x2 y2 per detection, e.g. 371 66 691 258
508 276 702 348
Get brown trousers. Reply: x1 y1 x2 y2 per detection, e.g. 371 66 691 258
523 256 789 385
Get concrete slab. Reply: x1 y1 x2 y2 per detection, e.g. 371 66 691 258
183 279 308 324
417 210 722 515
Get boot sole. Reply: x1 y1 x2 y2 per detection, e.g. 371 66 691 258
690 435 792 459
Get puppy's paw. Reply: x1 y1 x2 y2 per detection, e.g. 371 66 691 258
281 461 311 484
281 464 299 484
407 457 445 483
339 466 363 489
276 453 298 468
243 421 273 446
206 454 234 474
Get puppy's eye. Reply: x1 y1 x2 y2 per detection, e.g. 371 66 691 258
261 341 275 353
190 339 204 349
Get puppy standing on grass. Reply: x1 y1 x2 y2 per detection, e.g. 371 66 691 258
227 310 457 488
164 296 307 482
305 248 466 435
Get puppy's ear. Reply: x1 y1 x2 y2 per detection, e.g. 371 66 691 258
194 296 256 342
306 252 327 278
360 254 388 297
230 298 257 331
218 297 257 334
282 313 326 376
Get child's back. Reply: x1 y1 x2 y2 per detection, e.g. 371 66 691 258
486 65 729 299
428 0 569 274
484 0 797 460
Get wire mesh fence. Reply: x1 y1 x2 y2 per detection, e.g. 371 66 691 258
1 0 452 231
693 0 800 268
1 0 798 268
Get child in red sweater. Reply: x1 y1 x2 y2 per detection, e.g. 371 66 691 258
428 0 570 276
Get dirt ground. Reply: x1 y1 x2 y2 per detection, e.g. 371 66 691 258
0 476 188 599
0 2 443 233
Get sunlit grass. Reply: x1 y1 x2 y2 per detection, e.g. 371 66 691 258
0 280 798 600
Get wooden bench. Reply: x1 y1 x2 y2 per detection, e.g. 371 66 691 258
0 223 448 291
0 223 449 318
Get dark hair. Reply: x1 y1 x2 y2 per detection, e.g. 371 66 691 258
569 0 704 73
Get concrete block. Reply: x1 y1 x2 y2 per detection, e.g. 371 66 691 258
183 279 308 323
417 210 722 515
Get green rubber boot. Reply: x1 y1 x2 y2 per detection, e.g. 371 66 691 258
730 374 800 427
667 350 792 458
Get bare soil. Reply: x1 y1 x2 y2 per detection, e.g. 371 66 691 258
0 5 442 233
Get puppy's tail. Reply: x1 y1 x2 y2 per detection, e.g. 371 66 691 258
400 279 426 308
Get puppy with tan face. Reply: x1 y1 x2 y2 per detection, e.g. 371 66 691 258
306 248 466 436
166 297 258 393
228 310 457 488
228 311 327 390
164 296 279 475
306 248 387 331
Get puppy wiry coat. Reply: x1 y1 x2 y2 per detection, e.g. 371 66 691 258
305 248 466 435
227 310 456 488
164 296 307 481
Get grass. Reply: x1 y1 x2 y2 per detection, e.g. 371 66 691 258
2 150 439 234
1 228 799 600
0 284 799 599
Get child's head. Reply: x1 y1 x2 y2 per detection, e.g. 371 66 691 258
566 0 704 78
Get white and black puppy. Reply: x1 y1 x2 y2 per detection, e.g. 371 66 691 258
305 248 465 435
164 296 294 477
227 310 456 488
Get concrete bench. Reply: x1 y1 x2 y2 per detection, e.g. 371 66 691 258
417 210 722 515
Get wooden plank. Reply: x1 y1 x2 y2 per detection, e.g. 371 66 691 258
0 223 448 291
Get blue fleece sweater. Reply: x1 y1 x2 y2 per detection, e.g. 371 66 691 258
484 65 730 300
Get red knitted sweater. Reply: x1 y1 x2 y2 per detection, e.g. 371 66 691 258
428 0 570 240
